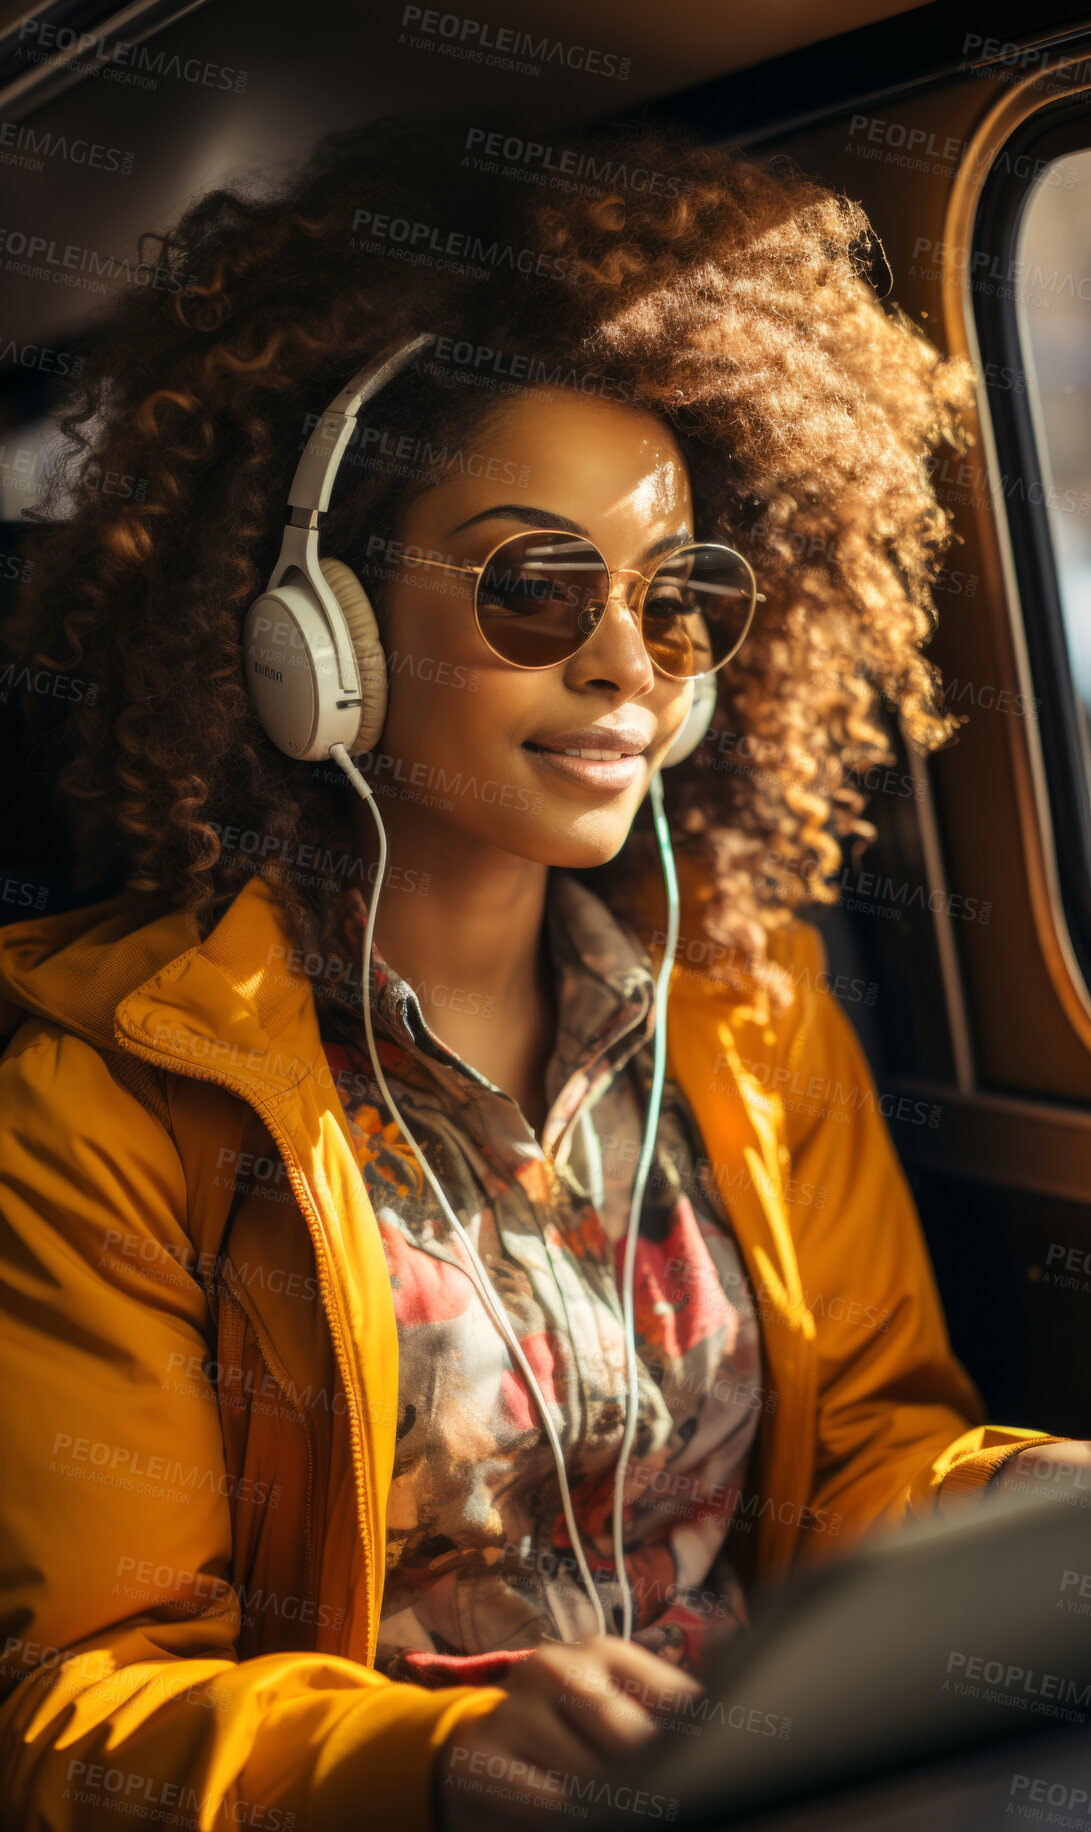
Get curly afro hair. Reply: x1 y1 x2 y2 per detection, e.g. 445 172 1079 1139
6 112 975 1006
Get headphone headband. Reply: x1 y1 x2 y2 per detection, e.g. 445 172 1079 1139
286 331 436 517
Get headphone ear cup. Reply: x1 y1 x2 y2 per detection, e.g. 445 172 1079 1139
661 671 717 769
318 557 387 755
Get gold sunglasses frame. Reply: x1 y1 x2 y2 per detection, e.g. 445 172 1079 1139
399 526 766 681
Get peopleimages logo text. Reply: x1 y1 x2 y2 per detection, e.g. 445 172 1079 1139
399 7 631 78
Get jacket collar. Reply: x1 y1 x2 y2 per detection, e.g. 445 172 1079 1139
0 864 811 1315
0 861 796 1131
0 875 325 1096
0 887 199 1055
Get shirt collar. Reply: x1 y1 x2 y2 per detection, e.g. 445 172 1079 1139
317 869 656 1162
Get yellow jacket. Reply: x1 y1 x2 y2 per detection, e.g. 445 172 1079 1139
0 872 1061 1830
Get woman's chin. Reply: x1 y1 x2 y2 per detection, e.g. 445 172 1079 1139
527 814 635 872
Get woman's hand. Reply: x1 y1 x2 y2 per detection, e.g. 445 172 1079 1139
991 1440 1091 1504
435 1634 704 1831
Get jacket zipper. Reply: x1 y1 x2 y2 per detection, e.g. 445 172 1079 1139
114 1038 377 1660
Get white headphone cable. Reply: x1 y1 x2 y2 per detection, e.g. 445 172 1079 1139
331 743 608 1637
611 769 679 1641
329 743 680 1644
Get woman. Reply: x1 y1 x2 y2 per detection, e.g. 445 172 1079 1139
0 115 1083 1831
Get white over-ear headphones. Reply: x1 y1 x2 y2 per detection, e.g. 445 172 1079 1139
242 331 717 772
241 332 715 1646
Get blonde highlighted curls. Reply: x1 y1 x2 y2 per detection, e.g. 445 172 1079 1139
7 116 973 1004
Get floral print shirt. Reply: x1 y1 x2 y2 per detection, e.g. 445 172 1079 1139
313 869 763 1684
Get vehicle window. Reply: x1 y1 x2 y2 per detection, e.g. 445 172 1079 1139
1017 148 1091 784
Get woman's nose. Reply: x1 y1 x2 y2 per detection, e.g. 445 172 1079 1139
568 573 656 694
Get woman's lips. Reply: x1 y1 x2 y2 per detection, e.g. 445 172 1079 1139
523 741 643 789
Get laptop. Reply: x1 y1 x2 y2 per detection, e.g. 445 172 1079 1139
590 1489 1091 1830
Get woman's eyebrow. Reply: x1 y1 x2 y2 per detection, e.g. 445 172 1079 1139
446 504 692 559
446 505 585 537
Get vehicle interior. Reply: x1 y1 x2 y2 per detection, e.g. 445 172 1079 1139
2 0 1090 1825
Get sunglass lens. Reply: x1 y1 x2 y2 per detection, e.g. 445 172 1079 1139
475 531 610 666
642 544 756 678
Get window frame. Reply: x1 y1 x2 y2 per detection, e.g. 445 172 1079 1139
972 92 1091 1000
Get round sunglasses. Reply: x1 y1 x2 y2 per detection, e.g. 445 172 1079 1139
399 527 764 680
